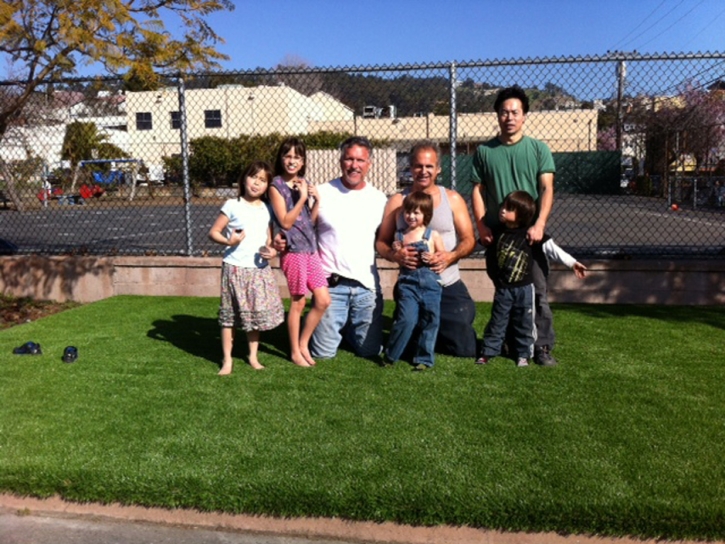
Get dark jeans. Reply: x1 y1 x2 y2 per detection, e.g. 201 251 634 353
436 280 478 357
386 268 441 367
482 284 536 359
531 255 555 349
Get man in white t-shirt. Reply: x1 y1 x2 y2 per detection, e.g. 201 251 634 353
309 136 388 359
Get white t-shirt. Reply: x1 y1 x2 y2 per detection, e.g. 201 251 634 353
220 198 273 268
316 178 387 291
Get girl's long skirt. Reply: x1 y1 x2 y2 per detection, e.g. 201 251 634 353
218 262 284 331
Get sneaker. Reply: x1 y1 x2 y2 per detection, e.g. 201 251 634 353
413 363 430 372
534 346 558 367
63 346 78 364
13 341 42 355
475 356 490 365
516 357 529 367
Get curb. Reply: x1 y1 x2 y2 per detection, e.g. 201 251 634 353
0 493 718 544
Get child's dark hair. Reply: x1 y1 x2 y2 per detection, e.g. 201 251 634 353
403 191 433 226
238 161 273 200
501 190 536 227
275 137 307 178
494 85 530 114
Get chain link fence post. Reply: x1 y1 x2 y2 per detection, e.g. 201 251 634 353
449 62 458 191
616 59 626 151
176 75 194 256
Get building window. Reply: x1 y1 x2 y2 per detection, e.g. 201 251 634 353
204 109 222 128
136 112 152 131
170 111 181 130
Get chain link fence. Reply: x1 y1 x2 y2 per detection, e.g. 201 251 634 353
1 52 724 258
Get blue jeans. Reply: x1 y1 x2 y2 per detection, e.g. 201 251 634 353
309 278 383 359
482 283 536 359
386 268 442 367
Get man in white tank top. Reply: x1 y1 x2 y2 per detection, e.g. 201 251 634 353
376 143 478 358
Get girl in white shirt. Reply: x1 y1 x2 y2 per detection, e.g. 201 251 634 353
208 161 284 374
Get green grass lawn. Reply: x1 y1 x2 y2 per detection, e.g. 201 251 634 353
1 296 723 540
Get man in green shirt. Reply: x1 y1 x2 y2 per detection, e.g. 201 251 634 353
471 86 558 366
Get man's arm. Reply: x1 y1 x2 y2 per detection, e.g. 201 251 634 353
375 193 418 269
427 189 476 274
471 182 493 245
528 172 554 243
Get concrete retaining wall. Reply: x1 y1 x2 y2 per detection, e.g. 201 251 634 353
1 256 723 305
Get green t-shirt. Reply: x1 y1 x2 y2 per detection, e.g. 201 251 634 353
471 135 555 228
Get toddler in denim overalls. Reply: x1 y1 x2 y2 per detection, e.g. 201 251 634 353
384 192 444 370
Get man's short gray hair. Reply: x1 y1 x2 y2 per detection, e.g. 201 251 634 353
409 141 440 166
340 136 373 159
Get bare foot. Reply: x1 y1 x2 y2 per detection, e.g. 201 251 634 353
300 347 317 367
218 361 233 376
291 353 312 367
248 358 265 370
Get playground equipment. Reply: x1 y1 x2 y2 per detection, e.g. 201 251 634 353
78 159 144 201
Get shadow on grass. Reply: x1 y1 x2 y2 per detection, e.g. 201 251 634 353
555 303 725 330
147 314 288 364
145 310 397 366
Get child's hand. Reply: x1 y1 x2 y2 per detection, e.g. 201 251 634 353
420 251 432 264
307 182 318 202
259 245 276 260
391 240 403 252
273 232 287 253
573 262 587 279
296 179 308 200
229 229 246 246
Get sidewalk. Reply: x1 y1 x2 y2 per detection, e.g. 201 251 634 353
1 511 349 544
1 494 720 544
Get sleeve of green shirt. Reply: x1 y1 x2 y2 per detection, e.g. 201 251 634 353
537 140 556 175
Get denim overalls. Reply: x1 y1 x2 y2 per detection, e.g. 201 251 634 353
385 228 442 367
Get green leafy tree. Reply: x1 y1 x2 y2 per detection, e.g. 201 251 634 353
0 0 233 139
188 135 235 188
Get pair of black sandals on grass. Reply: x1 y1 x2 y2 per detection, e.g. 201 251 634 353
13 342 78 363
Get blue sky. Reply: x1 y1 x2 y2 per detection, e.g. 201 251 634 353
205 0 725 70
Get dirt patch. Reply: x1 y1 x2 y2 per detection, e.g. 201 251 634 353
0 295 80 330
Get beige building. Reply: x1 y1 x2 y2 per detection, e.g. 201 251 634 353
124 85 598 175
125 85 354 168
311 109 599 152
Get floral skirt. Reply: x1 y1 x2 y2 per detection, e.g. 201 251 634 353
218 262 284 331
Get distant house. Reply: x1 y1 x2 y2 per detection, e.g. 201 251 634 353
0 91 128 173
124 85 355 168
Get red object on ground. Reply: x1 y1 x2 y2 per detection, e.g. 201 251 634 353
79 184 105 199
671 203 679 211
79 184 93 200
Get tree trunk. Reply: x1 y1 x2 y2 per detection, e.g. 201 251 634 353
0 162 26 212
